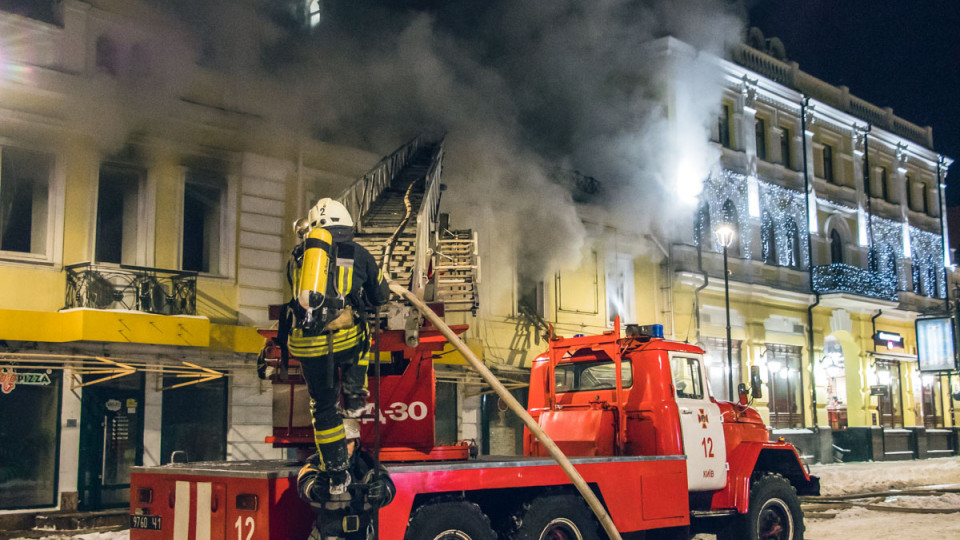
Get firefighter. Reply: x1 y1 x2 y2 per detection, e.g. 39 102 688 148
297 419 396 540
285 198 390 494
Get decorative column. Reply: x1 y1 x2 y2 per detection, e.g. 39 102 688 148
939 156 952 267
740 75 761 218
853 126 869 247
896 144 912 260
803 104 819 235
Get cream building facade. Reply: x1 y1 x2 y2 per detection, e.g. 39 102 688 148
464 37 957 463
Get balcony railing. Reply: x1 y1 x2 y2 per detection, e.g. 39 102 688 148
65 263 197 315
812 264 898 302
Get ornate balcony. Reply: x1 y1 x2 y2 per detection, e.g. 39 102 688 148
812 264 898 302
65 263 197 315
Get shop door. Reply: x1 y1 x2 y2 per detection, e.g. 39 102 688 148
921 378 942 428
78 373 145 510
875 360 902 429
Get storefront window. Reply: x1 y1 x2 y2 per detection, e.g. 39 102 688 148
765 344 803 429
702 337 741 401
161 376 227 464
822 336 847 429
0 367 61 510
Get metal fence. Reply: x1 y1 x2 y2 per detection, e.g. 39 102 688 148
64 263 197 315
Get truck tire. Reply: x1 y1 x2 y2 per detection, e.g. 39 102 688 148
718 473 804 540
405 501 497 540
510 494 600 540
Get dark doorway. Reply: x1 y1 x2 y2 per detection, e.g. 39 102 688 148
921 376 943 428
160 375 228 464
78 373 145 510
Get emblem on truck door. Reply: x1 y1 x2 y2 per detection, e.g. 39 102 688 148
698 409 709 429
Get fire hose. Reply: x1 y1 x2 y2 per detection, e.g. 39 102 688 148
387 280 624 540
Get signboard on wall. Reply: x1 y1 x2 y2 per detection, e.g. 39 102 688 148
915 317 957 372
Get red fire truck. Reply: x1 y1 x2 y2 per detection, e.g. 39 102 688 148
129 319 818 540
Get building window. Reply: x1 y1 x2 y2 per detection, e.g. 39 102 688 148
96 165 143 265
717 104 731 149
761 212 777 265
0 368 62 509
822 144 834 183
785 219 801 268
912 262 922 294
605 255 636 324
926 265 938 298
765 344 803 429
905 175 914 211
879 167 889 202
921 183 930 214
161 376 227 464
518 274 545 319
721 199 740 255
0 147 53 256
307 0 322 27
95 35 117 75
695 203 711 249
182 172 225 274
780 127 792 169
755 117 767 161
830 229 843 264
702 337 741 401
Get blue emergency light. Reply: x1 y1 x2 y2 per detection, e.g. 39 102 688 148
637 324 663 339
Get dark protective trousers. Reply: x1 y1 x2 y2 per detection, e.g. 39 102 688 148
290 322 370 473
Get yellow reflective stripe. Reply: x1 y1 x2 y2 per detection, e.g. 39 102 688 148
315 425 346 445
337 267 345 295
377 269 383 283
288 326 367 356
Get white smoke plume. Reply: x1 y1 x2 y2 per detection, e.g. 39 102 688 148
90 0 747 277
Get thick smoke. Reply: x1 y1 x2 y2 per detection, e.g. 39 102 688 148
128 1 745 277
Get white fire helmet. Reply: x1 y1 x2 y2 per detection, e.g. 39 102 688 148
343 418 361 440
308 198 353 228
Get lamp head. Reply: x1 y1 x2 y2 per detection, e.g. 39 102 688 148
714 223 736 248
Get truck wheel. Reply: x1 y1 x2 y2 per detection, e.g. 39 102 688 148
405 501 497 540
718 473 804 540
511 494 600 540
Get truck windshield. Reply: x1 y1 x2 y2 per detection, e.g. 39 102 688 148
555 360 632 392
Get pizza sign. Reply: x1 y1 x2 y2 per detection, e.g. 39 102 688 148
0 367 53 394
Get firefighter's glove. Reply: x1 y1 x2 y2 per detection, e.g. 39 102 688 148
297 454 329 504
364 471 395 508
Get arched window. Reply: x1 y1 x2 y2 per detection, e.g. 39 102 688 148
721 199 740 255
829 229 843 265
695 203 711 249
785 219 801 268
886 254 898 282
307 0 322 27
761 212 777 265
912 262 922 294
927 266 938 297
95 35 117 75
868 248 880 273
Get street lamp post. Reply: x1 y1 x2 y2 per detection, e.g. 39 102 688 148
714 223 736 401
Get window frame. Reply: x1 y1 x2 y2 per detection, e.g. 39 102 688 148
94 163 147 266
822 143 834 183
780 126 792 170
755 116 767 161
554 359 634 393
177 167 236 278
0 143 64 266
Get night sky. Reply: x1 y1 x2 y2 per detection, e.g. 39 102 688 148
748 0 960 206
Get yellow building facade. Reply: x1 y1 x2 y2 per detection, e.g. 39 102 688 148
0 0 378 512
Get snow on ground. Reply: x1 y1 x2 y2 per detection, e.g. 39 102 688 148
809 455 960 496
12 458 960 540
10 533 128 540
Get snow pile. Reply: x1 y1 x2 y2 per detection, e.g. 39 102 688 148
810 456 960 496
11 531 128 540
806 505 960 540
877 492 960 509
